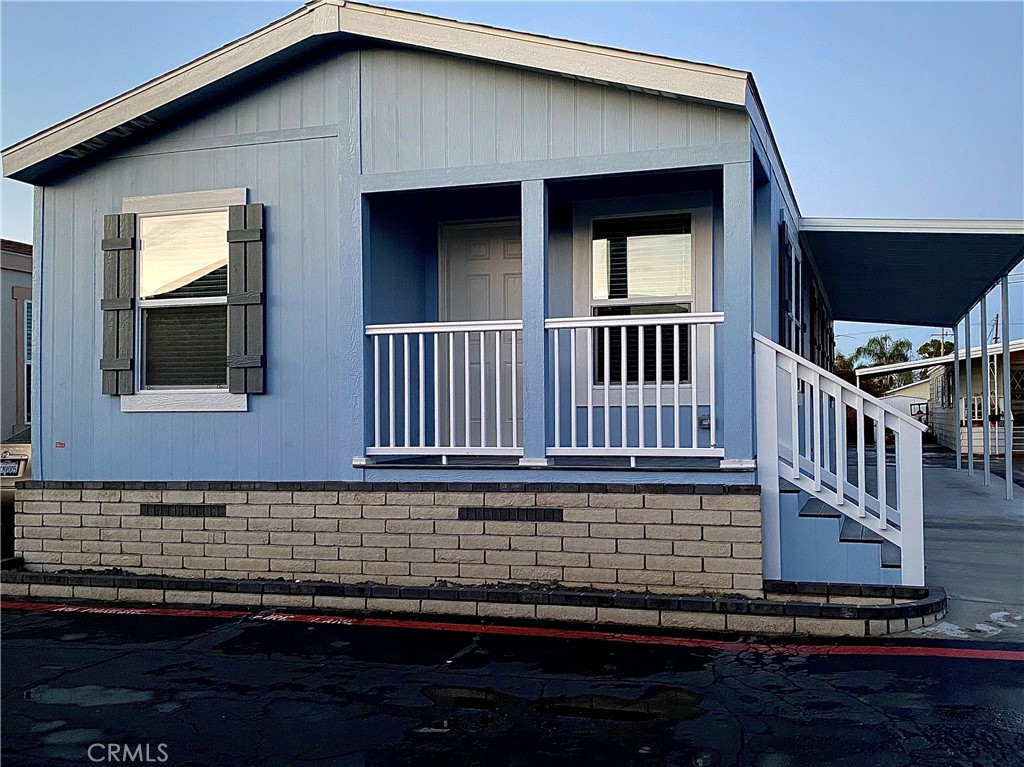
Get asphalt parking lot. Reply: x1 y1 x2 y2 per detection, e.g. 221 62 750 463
3 603 1023 767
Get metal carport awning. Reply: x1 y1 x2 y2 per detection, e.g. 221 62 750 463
800 218 1024 326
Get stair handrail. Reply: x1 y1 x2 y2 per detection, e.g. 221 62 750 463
753 333 927 432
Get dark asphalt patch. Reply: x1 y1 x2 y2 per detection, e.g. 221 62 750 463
3 604 1024 766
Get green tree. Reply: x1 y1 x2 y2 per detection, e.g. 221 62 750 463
917 339 953 359
854 335 915 392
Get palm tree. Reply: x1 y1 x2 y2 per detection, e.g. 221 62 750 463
917 339 953 359
854 335 914 391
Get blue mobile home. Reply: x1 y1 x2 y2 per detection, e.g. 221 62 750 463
4 1 1021 616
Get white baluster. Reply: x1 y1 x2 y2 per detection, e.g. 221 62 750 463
587 327 594 449
673 323 680 448
373 335 381 449
603 326 610 448
620 325 627 449
656 325 663 449
495 330 503 449
403 334 410 448
708 323 717 448
553 328 561 448
569 328 577 449
418 334 425 448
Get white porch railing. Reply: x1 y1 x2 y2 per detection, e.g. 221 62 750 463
545 313 725 458
366 320 523 456
754 333 926 586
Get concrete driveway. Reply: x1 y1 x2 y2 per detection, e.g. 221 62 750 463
906 467 1024 643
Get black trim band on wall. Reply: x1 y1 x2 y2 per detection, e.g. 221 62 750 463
459 507 564 522
140 504 226 518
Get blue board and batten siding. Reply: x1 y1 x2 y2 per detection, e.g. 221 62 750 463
359 48 748 173
32 46 759 482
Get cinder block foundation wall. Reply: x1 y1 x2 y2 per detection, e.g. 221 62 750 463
14 483 762 597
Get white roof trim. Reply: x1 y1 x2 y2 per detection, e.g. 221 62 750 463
2 0 750 180
801 217 1024 236
856 338 1024 378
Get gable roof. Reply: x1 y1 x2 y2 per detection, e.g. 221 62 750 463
1 0 753 183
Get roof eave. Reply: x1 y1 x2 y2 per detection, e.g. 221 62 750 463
2 0 751 183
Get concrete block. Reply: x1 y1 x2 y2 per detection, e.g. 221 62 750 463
725 615 795 635
366 598 421 612
262 594 314 608
795 617 866 637
165 590 213 605
72 586 119 601
420 599 477 616
477 603 537 620
536 605 597 622
314 595 367 610
661 612 726 631
702 495 760 510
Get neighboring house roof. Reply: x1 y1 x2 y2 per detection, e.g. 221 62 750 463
856 338 1024 380
879 379 931 399
1 239 32 257
1 0 754 183
1 238 32 273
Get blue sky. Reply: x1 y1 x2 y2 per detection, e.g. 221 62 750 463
2 1 1022 352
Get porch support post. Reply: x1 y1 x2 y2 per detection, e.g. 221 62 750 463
1001 277 1014 501
519 179 550 466
981 297 991 484
965 307 974 475
953 322 961 471
722 161 755 461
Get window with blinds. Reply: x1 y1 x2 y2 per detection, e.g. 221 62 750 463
138 211 229 389
590 214 693 384
591 214 692 302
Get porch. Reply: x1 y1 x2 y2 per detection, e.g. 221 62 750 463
356 168 747 470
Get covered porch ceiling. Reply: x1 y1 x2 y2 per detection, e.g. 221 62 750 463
800 218 1024 327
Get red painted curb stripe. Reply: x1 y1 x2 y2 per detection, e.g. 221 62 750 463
253 611 1024 661
2 599 248 620
5 598 1023 661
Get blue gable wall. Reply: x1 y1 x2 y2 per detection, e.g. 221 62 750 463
32 45 756 482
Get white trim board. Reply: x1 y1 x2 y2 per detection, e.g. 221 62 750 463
120 390 248 413
800 218 1024 236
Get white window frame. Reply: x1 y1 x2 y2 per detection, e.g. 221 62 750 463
120 188 248 413
571 194 713 407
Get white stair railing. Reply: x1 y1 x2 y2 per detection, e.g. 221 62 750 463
754 333 926 586
366 320 523 457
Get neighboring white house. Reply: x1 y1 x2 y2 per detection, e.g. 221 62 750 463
1 239 32 440
859 340 1024 457
880 378 930 422
928 340 1023 456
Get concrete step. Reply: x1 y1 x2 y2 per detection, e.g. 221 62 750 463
839 515 884 544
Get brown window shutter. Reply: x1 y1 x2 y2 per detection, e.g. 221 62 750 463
226 203 265 394
100 212 137 395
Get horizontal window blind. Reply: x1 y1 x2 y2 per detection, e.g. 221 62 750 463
144 305 227 388
592 214 692 301
592 304 691 384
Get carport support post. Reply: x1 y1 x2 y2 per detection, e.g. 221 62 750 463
1001 277 1014 501
965 309 974 476
519 179 550 466
981 297 991 485
953 323 962 471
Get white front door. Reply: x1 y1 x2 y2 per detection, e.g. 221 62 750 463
440 222 522 449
